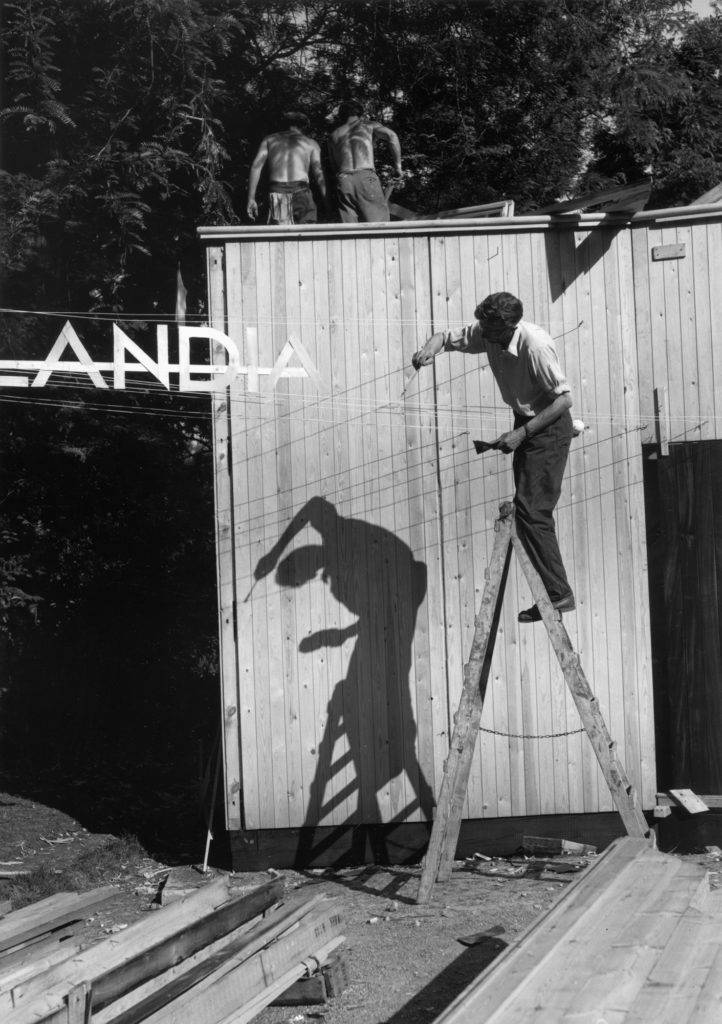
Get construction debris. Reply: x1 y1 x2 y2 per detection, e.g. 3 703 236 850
0 876 346 1024
521 835 597 856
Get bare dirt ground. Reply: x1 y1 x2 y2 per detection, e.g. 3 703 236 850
2 791 720 1024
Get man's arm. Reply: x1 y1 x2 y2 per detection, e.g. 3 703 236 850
246 139 269 220
493 392 573 453
411 322 485 369
373 124 402 176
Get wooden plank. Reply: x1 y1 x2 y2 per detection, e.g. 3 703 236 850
669 789 710 814
3 878 278 1016
411 233 447 808
295 237 325 828
279 240 305 828
213 242 243 833
523 231 558 819
0 887 117 956
495 855 689 1021
432 837 652 1023
232 243 261 832
215 937 345 1024
556 227 588 816
408 200 514 221
535 179 651 215
0 928 77 975
691 223 715 441
0 938 83 990
610 228 653 806
586 226 619 813
630 221 657 442
135 899 344 1024
399 234 437 816
93 893 333 1024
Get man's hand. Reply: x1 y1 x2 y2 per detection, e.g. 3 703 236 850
411 331 446 370
246 198 258 221
411 349 435 370
493 427 527 453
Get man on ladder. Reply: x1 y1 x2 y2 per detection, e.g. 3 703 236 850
412 291 575 623
412 294 650 902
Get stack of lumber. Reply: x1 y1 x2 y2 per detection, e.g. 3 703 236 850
1 876 345 1024
433 837 722 1023
0 887 119 987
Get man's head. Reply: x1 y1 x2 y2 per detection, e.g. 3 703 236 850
279 111 310 132
338 100 364 122
474 292 523 347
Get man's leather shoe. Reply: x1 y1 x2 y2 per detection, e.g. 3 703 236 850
518 595 576 623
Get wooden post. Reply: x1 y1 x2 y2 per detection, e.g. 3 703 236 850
416 504 514 904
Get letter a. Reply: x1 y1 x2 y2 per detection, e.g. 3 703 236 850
31 321 108 388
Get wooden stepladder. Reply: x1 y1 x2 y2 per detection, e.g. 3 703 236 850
416 502 651 904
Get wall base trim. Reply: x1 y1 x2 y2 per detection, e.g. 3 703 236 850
227 813 656 871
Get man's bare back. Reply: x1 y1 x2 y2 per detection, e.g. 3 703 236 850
263 130 321 183
247 116 326 223
328 118 401 176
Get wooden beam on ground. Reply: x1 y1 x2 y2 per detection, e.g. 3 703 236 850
131 898 344 1024
0 887 118 956
432 837 722 1023
0 930 79 979
534 178 651 215
92 893 336 1024
0 940 84 995
3 876 282 1020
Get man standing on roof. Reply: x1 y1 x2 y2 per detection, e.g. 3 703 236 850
412 292 576 624
327 100 402 223
246 111 327 225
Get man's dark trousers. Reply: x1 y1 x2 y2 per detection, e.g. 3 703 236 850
512 410 573 604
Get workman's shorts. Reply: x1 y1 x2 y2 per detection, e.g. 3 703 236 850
267 180 317 225
336 169 389 223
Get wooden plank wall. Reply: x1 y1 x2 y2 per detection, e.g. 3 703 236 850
631 214 722 445
202 213 714 833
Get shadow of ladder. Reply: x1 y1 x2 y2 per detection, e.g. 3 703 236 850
416 502 652 905
298 712 424 866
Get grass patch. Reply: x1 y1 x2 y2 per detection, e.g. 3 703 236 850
4 834 149 910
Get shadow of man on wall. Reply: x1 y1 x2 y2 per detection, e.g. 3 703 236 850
253 495 435 866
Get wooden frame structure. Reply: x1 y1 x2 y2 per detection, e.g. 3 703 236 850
199 204 722 866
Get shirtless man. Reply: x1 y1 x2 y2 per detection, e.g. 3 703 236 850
327 100 402 223
246 112 326 225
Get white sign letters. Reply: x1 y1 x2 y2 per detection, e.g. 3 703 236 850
0 322 323 393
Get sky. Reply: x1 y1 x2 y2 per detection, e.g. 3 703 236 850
689 0 715 14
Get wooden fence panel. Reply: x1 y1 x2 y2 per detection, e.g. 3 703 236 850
632 216 722 443
200 213 690 832
219 234 443 830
